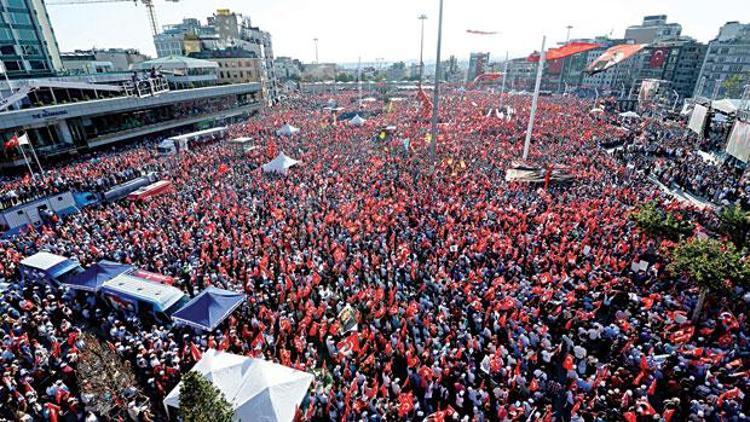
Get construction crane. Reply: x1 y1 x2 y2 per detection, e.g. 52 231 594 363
46 0 179 37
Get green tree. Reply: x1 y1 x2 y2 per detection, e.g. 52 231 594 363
721 74 747 98
668 238 749 323
718 203 750 249
631 201 694 241
179 371 234 422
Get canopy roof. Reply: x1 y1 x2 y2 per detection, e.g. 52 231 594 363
712 99 741 115
275 124 300 136
171 287 246 331
619 111 641 118
164 350 314 422
262 152 300 175
63 260 133 292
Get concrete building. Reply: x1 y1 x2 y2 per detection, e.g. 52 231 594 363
0 0 63 78
580 39 636 95
467 52 489 82
60 51 114 75
695 22 750 98
633 38 707 99
190 48 262 85
302 63 336 81
505 58 536 91
133 56 219 90
625 15 682 44
0 73 261 169
274 57 302 81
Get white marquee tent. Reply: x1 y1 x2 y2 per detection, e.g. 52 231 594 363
262 152 300 175
349 114 366 126
164 349 313 422
275 124 300 136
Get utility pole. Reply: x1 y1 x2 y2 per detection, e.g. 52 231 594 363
313 38 319 63
523 36 546 161
557 25 572 94
429 0 444 164
418 14 428 86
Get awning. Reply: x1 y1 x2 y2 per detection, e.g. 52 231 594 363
171 287 246 331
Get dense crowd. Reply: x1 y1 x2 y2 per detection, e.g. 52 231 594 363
0 90 748 421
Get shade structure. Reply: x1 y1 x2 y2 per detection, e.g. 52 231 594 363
619 111 641 119
275 124 300 136
63 260 133 293
586 44 647 75
171 287 246 331
262 152 300 175
164 350 314 422
349 114 366 126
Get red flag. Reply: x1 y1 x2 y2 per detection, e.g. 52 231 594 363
563 354 575 371
190 343 202 361
528 42 600 62
3 135 19 150
398 392 415 417
217 163 229 175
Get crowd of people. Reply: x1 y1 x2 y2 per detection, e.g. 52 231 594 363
0 89 748 421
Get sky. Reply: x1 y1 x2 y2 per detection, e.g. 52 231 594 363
47 0 750 64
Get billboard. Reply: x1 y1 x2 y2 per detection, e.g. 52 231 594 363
688 104 709 135
726 121 750 162
638 79 660 103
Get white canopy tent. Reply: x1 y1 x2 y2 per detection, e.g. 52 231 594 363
275 124 300 136
349 114 366 126
262 152 300 175
164 350 313 422
619 111 640 119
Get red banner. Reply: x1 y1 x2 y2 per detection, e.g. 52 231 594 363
528 42 600 62
649 47 670 69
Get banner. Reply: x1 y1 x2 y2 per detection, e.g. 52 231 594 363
528 42 600 62
587 44 646 75
688 104 709 135
472 72 503 84
638 79 660 103
726 120 750 162
338 304 359 333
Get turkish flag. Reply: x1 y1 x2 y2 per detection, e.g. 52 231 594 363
649 48 669 68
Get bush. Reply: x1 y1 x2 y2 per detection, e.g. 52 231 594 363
718 203 750 249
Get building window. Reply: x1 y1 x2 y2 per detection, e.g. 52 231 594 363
0 44 17 55
29 60 47 70
16 29 38 41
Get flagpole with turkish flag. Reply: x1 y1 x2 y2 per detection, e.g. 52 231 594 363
4 134 35 178
21 133 44 174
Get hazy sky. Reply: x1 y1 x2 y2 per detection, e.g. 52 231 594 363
47 0 750 63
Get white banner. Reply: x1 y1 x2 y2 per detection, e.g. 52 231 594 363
726 120 750 163
688 104 708 135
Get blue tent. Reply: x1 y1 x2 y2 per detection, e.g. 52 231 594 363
63 260 133 292
171 287 246 331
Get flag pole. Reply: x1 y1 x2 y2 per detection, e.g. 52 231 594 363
429 0 444 166
17 142 35 179
523 35 546 161
500 50 509 109
26 134 44 174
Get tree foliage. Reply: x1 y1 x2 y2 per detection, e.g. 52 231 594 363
668 238 749 294
631 201 694 241
721 74 747 99
179 371 234 422
718 203 750 249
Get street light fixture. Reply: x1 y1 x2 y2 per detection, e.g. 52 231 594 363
418 14 428 86
429 0 444 164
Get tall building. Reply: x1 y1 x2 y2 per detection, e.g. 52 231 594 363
93 48 149 71
694 22 750 98
625 15 682 44
60 51 114 75
0 0 62 78
505 58 536 91
467 52 489 82
190 48 263 85
274 57 302 81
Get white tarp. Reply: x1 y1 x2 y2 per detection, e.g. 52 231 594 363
688 104 709 135
262 152 300 175
726 120 750 163
618 111 640 119
350 114 366 126
164 350 313 422
712 99 740 115
275 124 300 136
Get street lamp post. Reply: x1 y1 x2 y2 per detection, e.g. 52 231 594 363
313 38 319 63
429 0 444 164
557 25 572 94
499 51 509 109
523 36 546 161
418 14 428 86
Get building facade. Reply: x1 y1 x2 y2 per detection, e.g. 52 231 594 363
467 52 489 82
92 48 149 72
695 22 750 98
190 49 262 85
625 15 682 44
0 0 62 78
60 51 114 75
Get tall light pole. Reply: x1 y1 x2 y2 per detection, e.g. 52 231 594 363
313 38 319 63
500 51 509 108
418 14 428 86
523 36 546 161
429 0 444 164
557 25 573 94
